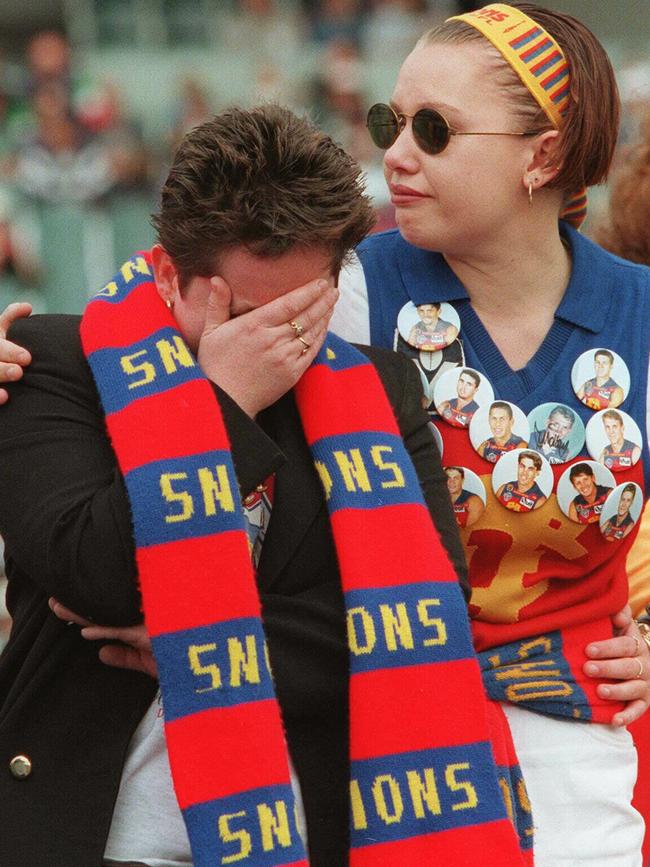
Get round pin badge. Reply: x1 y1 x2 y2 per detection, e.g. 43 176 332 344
526 402 585 465
469 400 530 463
556 460 615 524
571 348 630 411
444 466 487 528
491 449 553 513
599 482 643 542
433 366 494 429
585 409 642 472
428 421 444 459
396 300 460 352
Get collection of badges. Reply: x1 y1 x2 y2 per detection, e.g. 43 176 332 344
397 301 643 540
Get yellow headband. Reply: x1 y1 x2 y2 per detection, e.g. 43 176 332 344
448 3 586 227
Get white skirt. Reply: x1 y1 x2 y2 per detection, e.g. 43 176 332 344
503 703 645 866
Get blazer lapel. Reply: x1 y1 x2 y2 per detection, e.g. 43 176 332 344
255 390 325 587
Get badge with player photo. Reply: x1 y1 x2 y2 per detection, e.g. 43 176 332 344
491 449 553 514
433 366 494 429
556 460 615 525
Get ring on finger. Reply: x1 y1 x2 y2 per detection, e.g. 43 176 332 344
297 336 311 354
633 636 640 656
289 320 304 337
632 657 644 679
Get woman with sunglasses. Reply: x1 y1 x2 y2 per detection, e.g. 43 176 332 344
330 3 650 865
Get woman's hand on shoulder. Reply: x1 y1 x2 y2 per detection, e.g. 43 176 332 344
0 302 32 401
583 605 650 726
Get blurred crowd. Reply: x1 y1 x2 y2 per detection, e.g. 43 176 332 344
0 0 648 319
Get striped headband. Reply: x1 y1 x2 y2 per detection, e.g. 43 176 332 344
449 2 587 228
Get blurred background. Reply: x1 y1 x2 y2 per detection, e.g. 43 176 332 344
0 0 648 648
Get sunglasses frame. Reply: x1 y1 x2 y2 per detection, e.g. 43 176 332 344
367 103 544 155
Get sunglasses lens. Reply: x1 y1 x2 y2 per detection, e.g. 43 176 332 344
412 109 449 155
367 103 399 149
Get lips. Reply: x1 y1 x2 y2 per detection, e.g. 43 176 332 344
390 184 428 204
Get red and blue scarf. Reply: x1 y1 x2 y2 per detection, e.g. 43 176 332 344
81 252 529 866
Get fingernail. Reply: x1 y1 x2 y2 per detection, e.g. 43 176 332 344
586 644 599 657
599 685 611 697
7 365 20 379
318 279 330 290
585 662 599 675
17 351 30 363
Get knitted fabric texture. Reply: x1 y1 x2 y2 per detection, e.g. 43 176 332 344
80 252 528 866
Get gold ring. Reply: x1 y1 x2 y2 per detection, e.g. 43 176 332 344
289 320 304 337
297 336 310 353
632 657 644 679
633 636 640 656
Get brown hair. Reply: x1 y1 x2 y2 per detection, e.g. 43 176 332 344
594 114 650 264
519 450 542 470
152 103 375 286
419 2 620 194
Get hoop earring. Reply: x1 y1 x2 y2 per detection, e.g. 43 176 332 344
528 181 534 205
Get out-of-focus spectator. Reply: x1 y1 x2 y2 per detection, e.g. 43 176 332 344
594 112 650 265
24 30 114 142
13 80 114 204
221 0 305 65
168 76 214 151
310 38 391 229
362 0 435 64
92 82 150 191
308 0 364 46
0 189 41 290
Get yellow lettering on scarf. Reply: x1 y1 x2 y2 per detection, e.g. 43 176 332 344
347 607 377 655
160 472 194 522
370 445 405 489
156 335 195 374
188 642 222 691
314 460 333 500
122 349 156 389
406 769 442 818
445 763 478 811
379 603 414 651
198 466 235 514
517 778 534 836
333 449 372 493
257 801 292 852
498 776 514 822
418 599 447 646
228 636 261 687
218 811 252 863
120 255 150 283
351 761 481 828
349 780 368 830
373 775 403 825
97 280 118 298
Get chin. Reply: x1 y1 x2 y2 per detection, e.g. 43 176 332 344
395 211 438 251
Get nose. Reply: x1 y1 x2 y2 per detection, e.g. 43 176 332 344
383 118 421 175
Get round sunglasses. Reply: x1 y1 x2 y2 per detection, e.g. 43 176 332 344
367 103 543 155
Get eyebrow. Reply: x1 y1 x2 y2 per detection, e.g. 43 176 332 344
389 98 462 119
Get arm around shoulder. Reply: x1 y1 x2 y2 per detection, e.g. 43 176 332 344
0 315 141 624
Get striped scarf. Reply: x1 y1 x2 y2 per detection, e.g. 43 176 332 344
81 253 528 866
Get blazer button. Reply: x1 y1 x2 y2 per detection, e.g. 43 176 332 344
9 755 32 779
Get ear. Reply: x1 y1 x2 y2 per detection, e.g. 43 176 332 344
522 129 562 193
151 244 180 304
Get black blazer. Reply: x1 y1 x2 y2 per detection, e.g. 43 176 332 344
0 315 467 867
